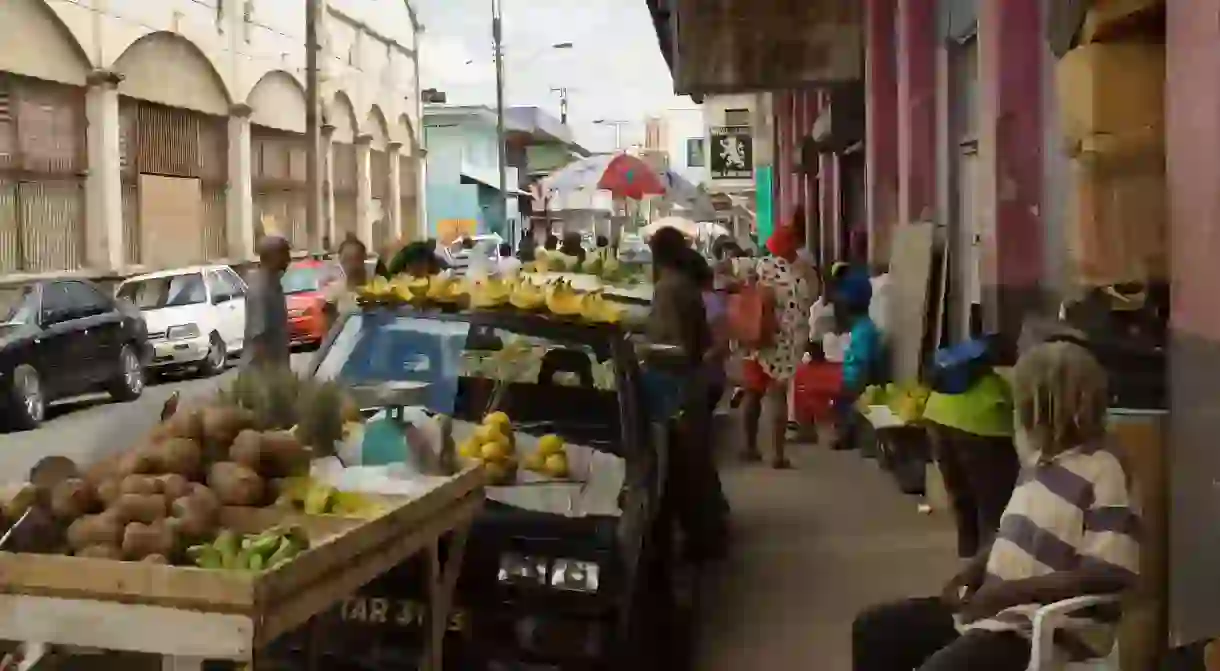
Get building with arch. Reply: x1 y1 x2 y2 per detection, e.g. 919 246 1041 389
0 0 423 276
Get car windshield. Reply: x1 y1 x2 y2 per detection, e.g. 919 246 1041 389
314 311 622 451
0 286 37 325
282 265 330 295
118 273 207 309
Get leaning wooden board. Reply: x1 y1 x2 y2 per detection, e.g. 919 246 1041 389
0 466 484 663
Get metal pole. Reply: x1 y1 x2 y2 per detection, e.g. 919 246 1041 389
493 0 508 241
305 0 322 251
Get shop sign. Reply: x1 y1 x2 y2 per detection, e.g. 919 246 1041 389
709 127 753 180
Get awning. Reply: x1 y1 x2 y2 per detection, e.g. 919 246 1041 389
648 0 863 95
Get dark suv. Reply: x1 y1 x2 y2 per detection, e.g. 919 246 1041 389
268 306 694 671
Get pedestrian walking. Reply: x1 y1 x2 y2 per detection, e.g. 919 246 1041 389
243 235 292 371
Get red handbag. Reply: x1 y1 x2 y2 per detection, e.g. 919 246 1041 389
727 280 777 349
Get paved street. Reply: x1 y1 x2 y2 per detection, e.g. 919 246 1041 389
0 353 312 481
697 433 958 670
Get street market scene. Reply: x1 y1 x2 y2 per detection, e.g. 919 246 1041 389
0 0 1209 669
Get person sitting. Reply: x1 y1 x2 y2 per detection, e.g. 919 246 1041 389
560 231 586 264
851 340 1139 671
387 241 445 277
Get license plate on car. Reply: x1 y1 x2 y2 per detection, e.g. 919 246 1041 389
337 596 467 632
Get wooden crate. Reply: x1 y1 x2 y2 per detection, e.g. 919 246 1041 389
0 467 484 661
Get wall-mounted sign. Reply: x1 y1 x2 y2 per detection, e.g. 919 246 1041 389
710 127 753 180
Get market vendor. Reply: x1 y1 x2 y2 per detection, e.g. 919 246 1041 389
922 339 1020 559
323 235 371 330
648 226 729 561
387 240 447 277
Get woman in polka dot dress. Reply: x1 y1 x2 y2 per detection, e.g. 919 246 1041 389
740 221 814 468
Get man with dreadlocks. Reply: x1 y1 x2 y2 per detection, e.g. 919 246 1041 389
851 341 1140 670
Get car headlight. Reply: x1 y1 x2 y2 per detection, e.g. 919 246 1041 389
166 323 201 340
550 558 600 593
497 553 548 586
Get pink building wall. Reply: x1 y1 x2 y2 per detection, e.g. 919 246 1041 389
865 0 900 266
896 0 937 228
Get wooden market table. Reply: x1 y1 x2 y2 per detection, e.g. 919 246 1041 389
0 467 485 671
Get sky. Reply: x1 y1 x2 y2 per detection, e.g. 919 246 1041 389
414 0 698 153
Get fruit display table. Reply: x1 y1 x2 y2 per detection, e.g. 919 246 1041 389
0 467 484 671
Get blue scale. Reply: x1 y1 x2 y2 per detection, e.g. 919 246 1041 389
352 381 432 467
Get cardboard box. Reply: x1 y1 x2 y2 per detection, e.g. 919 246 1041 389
1056 43 1165 153
1067 154 1167 285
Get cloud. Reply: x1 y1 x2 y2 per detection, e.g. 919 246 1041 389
414 0 696 151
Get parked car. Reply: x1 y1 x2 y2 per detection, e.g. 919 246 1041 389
0 279 149 429
116 265 247 377
268 306 695 670
280 259 340 347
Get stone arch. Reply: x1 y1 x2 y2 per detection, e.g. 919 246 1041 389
397 113 418 156
247 70 307 133
366 105 390 151
112 31 230 116
1 0 93 86
328 92 359 144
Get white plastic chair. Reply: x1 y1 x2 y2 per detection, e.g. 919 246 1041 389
1026 595 1122 671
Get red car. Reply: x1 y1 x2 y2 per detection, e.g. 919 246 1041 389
280 260 338 347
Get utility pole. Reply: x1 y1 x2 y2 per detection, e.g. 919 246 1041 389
550 87 569 124
305 0 322 251
493 0 509 242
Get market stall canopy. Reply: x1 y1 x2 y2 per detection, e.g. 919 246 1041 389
649 0 863 94
541 153 715 218
642 216 700 239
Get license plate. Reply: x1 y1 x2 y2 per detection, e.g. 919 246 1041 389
337 596 466 632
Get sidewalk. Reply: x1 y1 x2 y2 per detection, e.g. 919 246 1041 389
696 441 959 671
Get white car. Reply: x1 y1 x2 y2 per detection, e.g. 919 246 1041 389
116 265 248 376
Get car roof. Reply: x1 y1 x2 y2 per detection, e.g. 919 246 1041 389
336 305 628 349
121 265 234 282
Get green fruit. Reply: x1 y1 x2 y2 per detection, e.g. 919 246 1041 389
213 530 240 569
304 485 337 515
188 544 222 569
248 553 265 571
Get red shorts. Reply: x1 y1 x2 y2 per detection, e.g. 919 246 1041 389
742 359 781 393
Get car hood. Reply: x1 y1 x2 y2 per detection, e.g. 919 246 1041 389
140 304 206 334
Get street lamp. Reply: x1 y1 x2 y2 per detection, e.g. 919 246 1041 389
491 10 574 244
593 119 630 150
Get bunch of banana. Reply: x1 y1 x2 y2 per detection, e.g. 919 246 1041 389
510 279 547 310
578 290 623 324
466 277 512 308
274 477 384 517
545 280 585 316
188 525 309 571
392 274 431 301
357 276 395 301
426 274 466 303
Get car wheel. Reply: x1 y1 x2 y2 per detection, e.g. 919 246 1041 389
8 364 45 430
108 343 145 402
199 333 226 377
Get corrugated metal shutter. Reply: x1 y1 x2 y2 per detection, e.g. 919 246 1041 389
252 126 310 249
124 100 228 267
0 75 85 273
332 143 357 240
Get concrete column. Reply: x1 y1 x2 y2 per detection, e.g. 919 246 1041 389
774 91 793 226
387 141 404 242
322 124 336 248
355 134 373 246
865 0 900 265
84 70 124 271
801 90 818 258
1168 0 1220 646
979 0 1045 333
896 0 937 227
226 104 254 260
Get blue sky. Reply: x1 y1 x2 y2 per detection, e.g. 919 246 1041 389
415 0 696 152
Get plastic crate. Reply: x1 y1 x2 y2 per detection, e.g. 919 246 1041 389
792 361 842 424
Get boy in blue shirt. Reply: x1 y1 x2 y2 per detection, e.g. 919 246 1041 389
833 271 882 450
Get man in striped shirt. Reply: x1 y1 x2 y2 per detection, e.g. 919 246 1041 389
852 341 1140 670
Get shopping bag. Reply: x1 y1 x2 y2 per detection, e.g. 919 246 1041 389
727 280 777 349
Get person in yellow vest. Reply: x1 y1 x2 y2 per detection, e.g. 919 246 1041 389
923 346 1021 560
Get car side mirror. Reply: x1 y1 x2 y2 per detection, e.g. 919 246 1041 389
212 293 228 305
